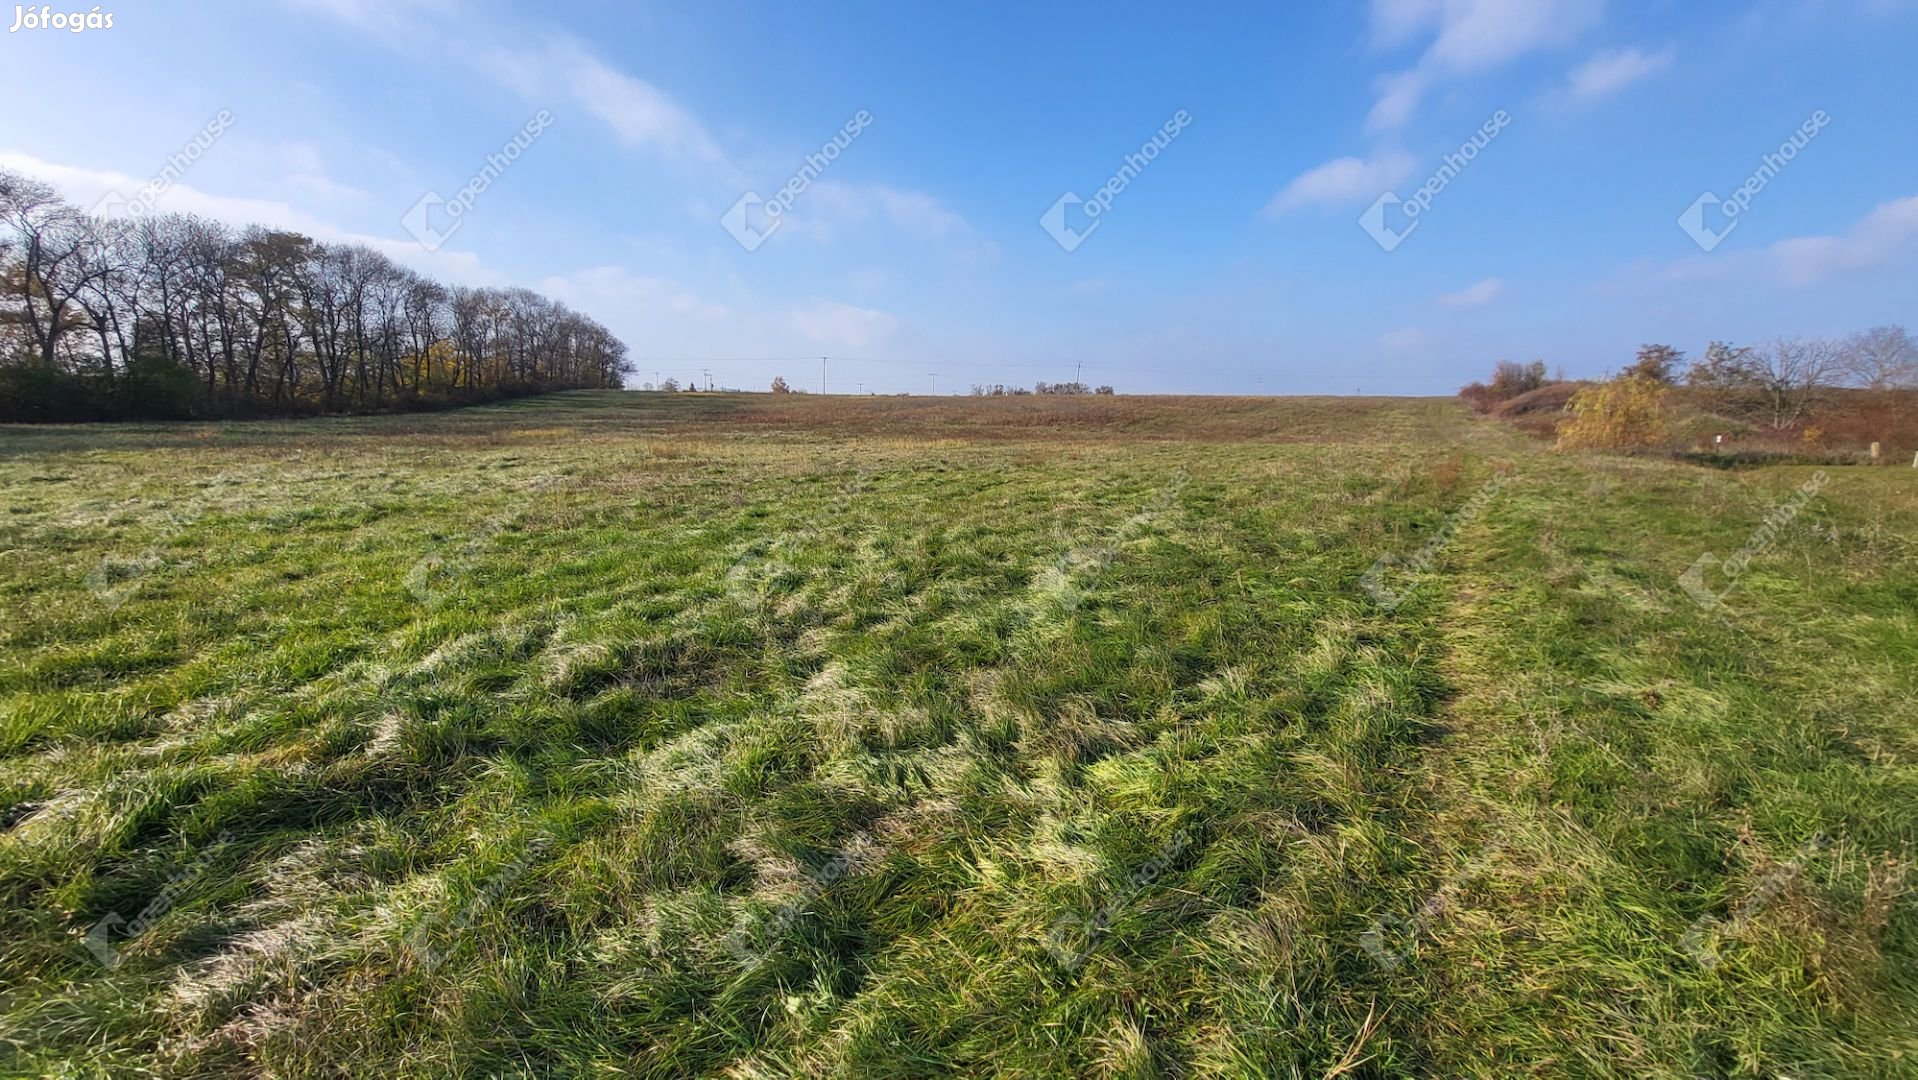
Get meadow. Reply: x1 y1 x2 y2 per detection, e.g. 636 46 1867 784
0 390 1913 1077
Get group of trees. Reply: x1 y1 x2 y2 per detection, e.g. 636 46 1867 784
1459 328 1914 452
971 381 1115 396
1464 328 1914 433
1457 360 1554 411
0 169 632 421
1673 330 1914 430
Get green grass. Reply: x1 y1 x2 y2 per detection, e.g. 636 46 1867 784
1 390 1913 1077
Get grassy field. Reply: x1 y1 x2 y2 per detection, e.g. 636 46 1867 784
1 390 1913 1077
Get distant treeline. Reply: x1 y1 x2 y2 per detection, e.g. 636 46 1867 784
0 169 633 422
970 381 1115 396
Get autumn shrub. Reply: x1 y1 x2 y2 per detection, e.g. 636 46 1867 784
1556 375 1673 451
1461 360 1555 413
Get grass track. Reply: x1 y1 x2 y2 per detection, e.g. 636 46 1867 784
0 391 1912 1077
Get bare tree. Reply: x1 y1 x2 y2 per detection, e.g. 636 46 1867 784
1750 337 1841 430
1840 325 1917 391
0 167 632 420
0 171 111 367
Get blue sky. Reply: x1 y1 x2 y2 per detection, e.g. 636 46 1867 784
4 0 1914 394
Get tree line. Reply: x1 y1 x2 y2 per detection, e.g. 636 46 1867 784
1464 328 1915 430
1663 331 1914 430
1461 329 1916 452
0 169 633 421
969 382 1115 396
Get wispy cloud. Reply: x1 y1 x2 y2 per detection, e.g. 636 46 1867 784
276 142 369 201
788 299 900 349
293 2 734 176
1439 277 1504 307
292 1 987 262
539 268 902 358
1380 326 1431 349
1639 193 1918 288
1266 151 1415 213
1770 194 1918 284
539 265 733 323
538 40 730 167
1365 0 1604 131
1565 46 1674 102
802 181 973 241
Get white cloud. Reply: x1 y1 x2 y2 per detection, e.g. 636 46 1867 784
292 2 733 174
1423 0 1604 72
1380 327 1431 350
1769 194 1918 284
1637 194 1918 288
1265 151 1416 213
1565 46 1674 101
787 299 900 349
1365 0 1604 132
545 41 729 167
1369 0 1444 47
290 1 995 268
753 180 994 265
539 267 903 364
275 142 369 201
538 265 732 323
1438 277 1504 306
1366 71 1434 133
803 181 971 240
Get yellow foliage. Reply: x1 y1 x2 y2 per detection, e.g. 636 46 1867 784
1555 375 1672 451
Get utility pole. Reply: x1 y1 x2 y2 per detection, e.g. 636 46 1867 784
857 381 864 395
820 356 828 395
1075 360 1083 387
701 368 712 392
928 372 937 395
653 370 660 390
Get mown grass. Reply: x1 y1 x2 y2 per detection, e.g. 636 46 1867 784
0 391 1912 1077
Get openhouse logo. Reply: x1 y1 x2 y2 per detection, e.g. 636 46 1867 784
721 110 873 252
401 111 554 252
1359 110 1512 252
90 110 234 220
1678 110 1830 252
1041 110 1192 252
